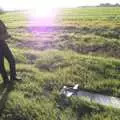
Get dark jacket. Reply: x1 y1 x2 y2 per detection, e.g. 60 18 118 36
0 20 11 41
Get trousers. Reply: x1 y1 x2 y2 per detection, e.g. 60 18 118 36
0 40 16 81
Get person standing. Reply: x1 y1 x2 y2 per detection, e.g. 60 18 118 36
0 20 21 85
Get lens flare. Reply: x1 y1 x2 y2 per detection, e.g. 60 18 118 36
30 7 56 18
27 6 58 27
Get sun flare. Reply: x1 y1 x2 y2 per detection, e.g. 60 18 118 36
27 0 60 18
26 0 60 26
29 7 57 18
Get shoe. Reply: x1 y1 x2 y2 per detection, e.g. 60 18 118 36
11 77 22 81
3 80 11 86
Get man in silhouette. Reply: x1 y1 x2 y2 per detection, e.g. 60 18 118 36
0 20 21 85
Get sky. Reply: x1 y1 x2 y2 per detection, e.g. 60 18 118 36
0 0 120 10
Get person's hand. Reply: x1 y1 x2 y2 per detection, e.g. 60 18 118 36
0 33 11 40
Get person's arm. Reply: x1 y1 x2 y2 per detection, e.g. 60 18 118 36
0 20 11 40
0 33 11 40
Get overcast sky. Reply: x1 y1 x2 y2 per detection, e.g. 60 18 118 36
0 0 120 10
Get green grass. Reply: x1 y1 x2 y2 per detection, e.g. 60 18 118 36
0 7 120 120
57 7 120 27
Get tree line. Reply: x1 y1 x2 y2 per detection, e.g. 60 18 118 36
99 3 120 7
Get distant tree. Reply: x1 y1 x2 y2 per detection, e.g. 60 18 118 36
114 3 120 6
99 3 111 7
99 3 120 7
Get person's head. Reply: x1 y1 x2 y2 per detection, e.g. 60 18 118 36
0 20 11 40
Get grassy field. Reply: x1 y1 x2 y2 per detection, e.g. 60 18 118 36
0 7 120 120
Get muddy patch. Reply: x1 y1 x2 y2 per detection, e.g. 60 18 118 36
14 26 120 58
10 26 120 39
16 35 120 58
17 40 58 50
16 31 72 50
26 26 120 39
68 43 120 58
24 52 37 64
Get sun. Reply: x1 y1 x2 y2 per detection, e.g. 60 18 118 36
27 0 59 26
30 7 57 18
28 7 58 26
27 0 59 18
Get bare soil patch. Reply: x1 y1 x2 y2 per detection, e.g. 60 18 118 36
14 26 120 58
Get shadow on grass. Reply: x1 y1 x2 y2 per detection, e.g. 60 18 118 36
0 82 15 116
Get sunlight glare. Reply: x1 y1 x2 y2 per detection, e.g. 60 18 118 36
30 8 57 18
27 0 59 26
28 0 59 18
